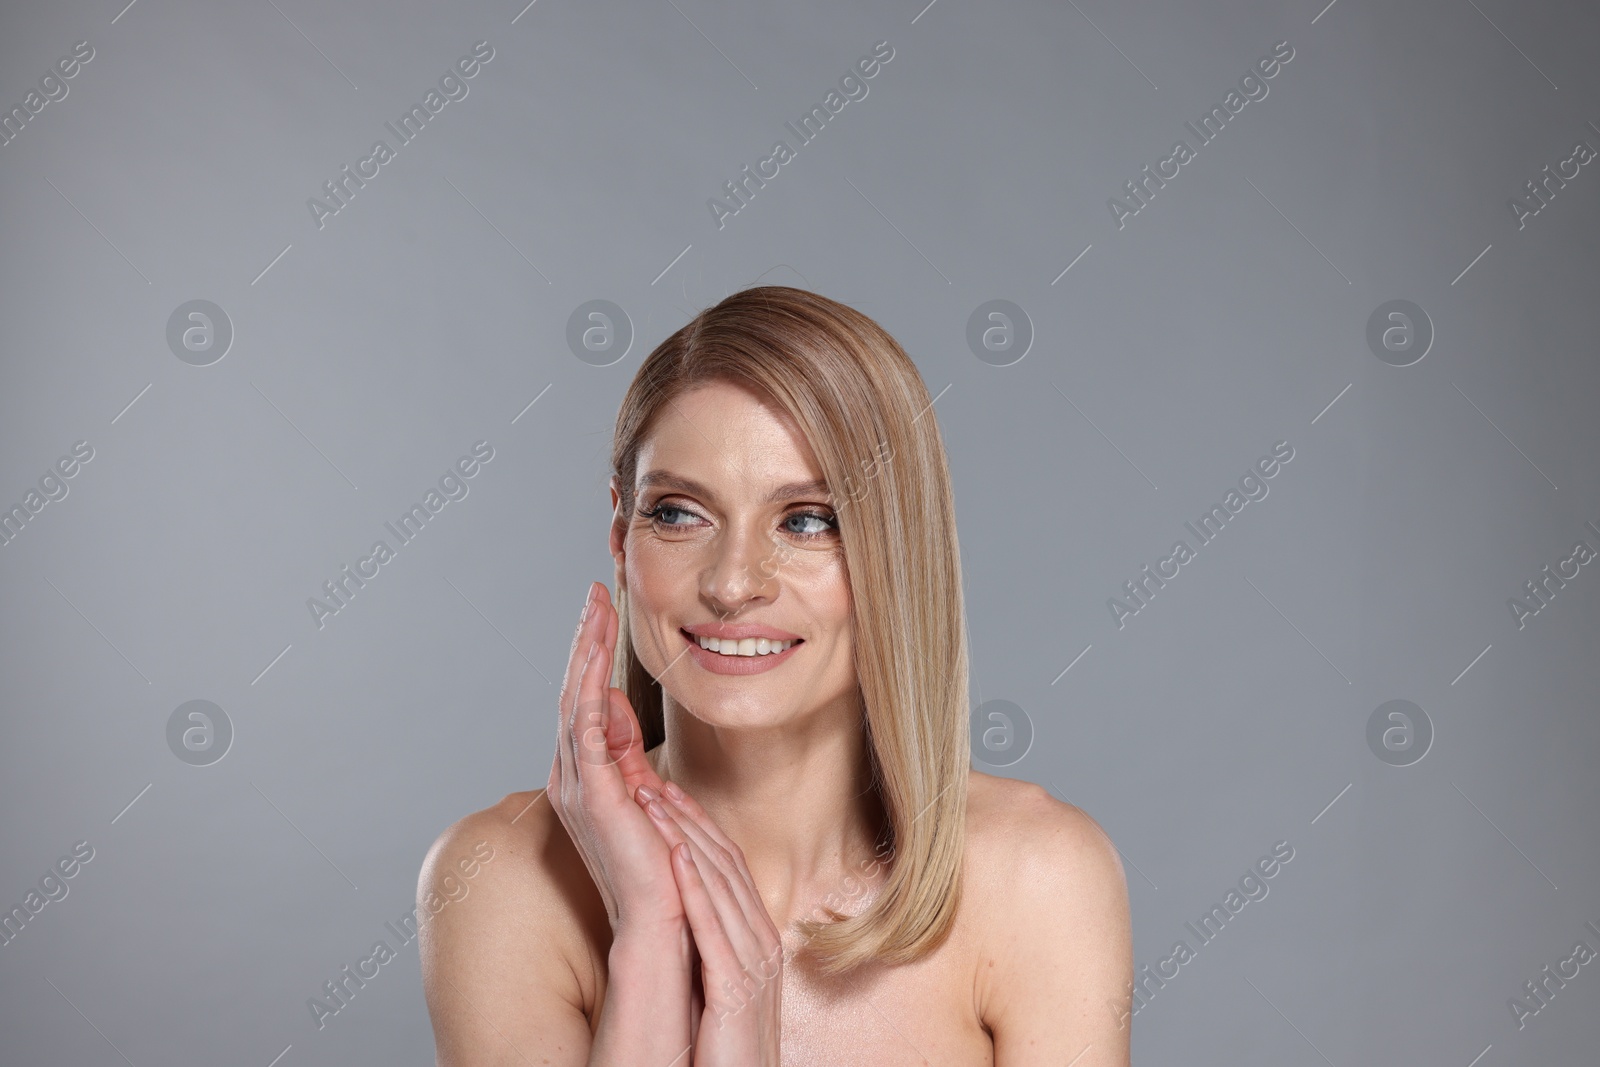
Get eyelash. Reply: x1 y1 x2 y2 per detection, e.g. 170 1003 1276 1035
638 500 839 540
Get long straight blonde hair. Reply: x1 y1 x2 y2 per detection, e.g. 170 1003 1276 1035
608 285 970 976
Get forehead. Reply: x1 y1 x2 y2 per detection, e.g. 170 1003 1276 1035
635 381 824 490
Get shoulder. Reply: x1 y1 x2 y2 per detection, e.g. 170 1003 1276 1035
419 788 572 888
964 771 1120 865
963 771 1127 897
418 788 606 950
417 791 606 1052
963 772 1133 1060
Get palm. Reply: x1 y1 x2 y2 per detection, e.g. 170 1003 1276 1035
586 590 667 800
603 685 665 798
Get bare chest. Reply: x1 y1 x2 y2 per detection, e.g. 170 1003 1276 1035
775 927 993 1067
581 920 991 1067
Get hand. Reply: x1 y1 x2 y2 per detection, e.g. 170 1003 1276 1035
546 582 683 941
635 780 784 1067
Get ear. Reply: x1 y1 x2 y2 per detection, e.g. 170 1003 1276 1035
608 475 626 587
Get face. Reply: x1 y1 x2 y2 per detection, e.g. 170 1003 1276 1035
609 380 858 730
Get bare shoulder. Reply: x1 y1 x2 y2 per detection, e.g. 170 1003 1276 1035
964 770 1127 884
417 787 606 968
419 788 580 893
964 771 1133 1064
417 790 605 1065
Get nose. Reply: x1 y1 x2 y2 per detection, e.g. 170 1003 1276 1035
700 518 782 616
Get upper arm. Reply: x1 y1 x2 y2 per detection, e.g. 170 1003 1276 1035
417 794 593 1067
982 787 1134 1067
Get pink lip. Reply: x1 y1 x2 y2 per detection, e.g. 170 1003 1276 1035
682 621 802 641
680 628 802 675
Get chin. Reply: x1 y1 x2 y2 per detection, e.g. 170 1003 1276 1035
672 692 790 729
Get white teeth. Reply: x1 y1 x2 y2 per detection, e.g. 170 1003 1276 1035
694 633 796 656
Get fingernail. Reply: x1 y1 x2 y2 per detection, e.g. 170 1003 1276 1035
581 582 596 621
663 780 684 801
636 784 657 802
647 799 667 819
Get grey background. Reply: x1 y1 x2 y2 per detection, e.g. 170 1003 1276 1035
2 0 1597 1064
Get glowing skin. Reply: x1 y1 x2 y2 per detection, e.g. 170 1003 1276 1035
418 379 1134 1066
612 381 886 1059
615 381 856 722
609 381 877 872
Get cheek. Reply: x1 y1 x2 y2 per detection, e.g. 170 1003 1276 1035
623 538 693 664
785 558 854 653
626 534 696 600
789 553 851 610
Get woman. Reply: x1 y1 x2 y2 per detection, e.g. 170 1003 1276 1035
419 286 1132 1065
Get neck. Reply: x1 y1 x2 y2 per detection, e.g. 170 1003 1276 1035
652 692 886 919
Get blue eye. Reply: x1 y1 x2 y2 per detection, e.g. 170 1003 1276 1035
642 502 694 526
785 510 838 538
639 501 837 539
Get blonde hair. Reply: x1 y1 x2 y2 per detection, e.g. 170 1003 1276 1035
608 285 969 976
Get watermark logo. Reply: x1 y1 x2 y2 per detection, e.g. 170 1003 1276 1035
565 695 647 772
1508 136 1595 230
1108 40 1295 230
966 300 1033 367
308 441 495 630
707 40 894 231
167 700 234 766
1506 520 1599 630
0 39 95 150
0 440 94 548
167 300 234 366
1508 919 1600 1031
0 841 95 951
970 698 1033 768
1365 699 1431 767
1109 839 1295 1026
1108 440 1294 629
307 840 495 1029
307 41 495 230
1365 300 1432 367
714 438 894 603
566 300 633 367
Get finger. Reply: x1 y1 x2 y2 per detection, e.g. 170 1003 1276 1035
556 639 595 806
561 583 603 711
572 638 645 819
557 639 597 802
658 790 781 945
669 841 744 983
660 785 758 885
647 800 768 961
546 744 561 806
598 583 619 664
604 686 664 795
674 837 782 1016
556 586 602 790
571 637 611 774
592 594 665 794
638 792 692 852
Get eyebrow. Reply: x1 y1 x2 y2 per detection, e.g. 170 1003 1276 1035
637 470 832 505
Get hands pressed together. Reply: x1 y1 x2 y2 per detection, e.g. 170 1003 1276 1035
547 581 783 1067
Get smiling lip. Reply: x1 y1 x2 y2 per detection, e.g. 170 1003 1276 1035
681 622 802 641
680 628 802 675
